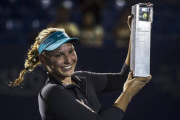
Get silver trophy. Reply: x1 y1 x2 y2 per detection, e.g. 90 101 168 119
130 3 153 77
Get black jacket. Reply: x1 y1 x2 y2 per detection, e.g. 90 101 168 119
38 64 130 120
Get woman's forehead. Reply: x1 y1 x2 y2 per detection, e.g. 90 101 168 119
47 43 74 54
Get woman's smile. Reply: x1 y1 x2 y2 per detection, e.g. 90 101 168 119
61 64 72 69
60 64 73 72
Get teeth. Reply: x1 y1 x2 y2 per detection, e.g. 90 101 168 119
63 65 71 69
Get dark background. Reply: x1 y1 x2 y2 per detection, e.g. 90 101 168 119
0 0 180 120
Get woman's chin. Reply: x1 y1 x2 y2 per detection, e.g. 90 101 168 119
59 71 74 78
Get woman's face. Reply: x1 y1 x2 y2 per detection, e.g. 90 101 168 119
44 43 77 79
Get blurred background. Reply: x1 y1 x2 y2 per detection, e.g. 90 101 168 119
0 0 180 120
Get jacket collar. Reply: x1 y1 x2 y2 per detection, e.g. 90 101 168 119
46 73 87 95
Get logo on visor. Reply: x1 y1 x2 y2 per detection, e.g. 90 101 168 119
57 34 63 37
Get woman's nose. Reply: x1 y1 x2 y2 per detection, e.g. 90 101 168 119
64 55 71 64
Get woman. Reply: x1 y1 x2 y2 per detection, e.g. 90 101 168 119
9 19 151 120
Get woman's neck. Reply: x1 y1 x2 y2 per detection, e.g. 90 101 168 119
50 73 73 84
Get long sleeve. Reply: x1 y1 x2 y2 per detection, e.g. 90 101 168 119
74 63 130 94
38 84 124 120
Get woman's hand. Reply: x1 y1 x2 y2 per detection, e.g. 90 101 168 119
113 71 151 112
123 71 152 99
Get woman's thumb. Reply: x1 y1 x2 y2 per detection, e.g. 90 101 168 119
127 71 133 80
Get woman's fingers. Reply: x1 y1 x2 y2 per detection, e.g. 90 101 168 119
127 14 133 30
146 2 151 7
147 75 152 80
151 22 153 29
128 14 133 22
136 75 152 83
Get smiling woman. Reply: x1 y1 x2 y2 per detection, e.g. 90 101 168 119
9 26 151 120
40 43 78 84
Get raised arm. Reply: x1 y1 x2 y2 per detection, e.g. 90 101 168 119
125 38 131 66
125 14 133 66
74 63 130 95
113 14 152 112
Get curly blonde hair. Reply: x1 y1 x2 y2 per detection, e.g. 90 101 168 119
9 28 65 87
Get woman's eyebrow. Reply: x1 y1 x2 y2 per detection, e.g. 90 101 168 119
69 47 75 50
54 52 64 54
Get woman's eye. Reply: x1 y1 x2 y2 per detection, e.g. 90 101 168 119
69 49 74 53
55 54 62 58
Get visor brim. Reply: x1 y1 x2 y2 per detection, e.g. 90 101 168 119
44 38 79 51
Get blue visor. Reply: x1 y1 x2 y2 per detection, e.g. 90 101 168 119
38 31 79 54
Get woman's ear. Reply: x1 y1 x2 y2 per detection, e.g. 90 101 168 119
38 54 47 66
